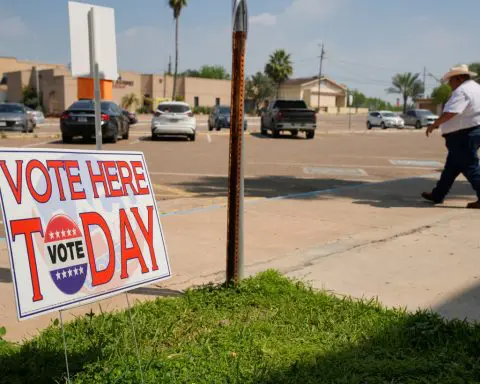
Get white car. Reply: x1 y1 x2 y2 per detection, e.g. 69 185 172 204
367 111 405 129
151 102 196 141
25 106 45 127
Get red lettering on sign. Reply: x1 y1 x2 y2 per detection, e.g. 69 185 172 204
46 160 66 201
10 218 44 302
119 209 149 279
103 161 123 198
0 160 23 204
80 212 115 286
65 160 86 200
131 206 159 271
131 161 149 195
86 161 109 198
26 160 52 203
117 161 138 196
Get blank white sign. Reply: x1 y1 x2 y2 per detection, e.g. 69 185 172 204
68 1 118 80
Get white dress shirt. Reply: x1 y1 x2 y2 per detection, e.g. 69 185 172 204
441 80 480 135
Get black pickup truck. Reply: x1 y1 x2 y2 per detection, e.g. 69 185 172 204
260 100 317 139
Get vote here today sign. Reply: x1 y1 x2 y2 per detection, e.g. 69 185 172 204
0 149 171 320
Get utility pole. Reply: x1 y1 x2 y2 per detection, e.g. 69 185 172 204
317 43 325 113
168 56 172 75
34 66 40 110
423 66 427 98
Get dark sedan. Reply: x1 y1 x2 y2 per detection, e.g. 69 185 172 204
122 109 138 125
60 100 130 143
208 105 247 131
0 103 33 132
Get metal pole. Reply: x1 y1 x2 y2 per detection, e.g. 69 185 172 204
59 311 71 384
34 66 40 110
226 0 248 284
125 293 145 384
88 8 102 150
317 43 325 113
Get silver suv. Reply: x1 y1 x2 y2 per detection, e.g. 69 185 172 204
367 111 405 129
404 109 438 129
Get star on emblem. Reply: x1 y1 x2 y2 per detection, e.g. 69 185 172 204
72 229 77 236
61 229 66 238
55 231 61 239
67 229 72 237
56 272 61 280
68 269 73 277
79 266 84 275
49 232 55 240
74 267 78 276
62 270 67 279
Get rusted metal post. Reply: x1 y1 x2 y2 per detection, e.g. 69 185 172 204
226 0 248 284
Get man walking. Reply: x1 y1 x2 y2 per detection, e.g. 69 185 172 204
423 65 480 208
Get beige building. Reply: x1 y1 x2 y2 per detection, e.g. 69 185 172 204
3 56 233 115
279 76 348 112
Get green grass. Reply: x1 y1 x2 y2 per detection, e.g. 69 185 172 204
2 270 480 383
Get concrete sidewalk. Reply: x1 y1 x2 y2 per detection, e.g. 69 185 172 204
1 173 480 341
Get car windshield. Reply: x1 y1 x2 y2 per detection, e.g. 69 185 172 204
158 104 189 113
275 100 307 109
218 107 230 114
382 112 396 117
0 104 24 113
69 100 112 111
418 110 434 117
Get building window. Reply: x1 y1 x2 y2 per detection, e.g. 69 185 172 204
215 97 220 106
194 96 199 108
0 75 6 85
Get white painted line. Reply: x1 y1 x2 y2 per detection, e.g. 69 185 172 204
303 167 368 177
22 140 55 148
390 160 443 167
130 138 141 145
207 133 212 143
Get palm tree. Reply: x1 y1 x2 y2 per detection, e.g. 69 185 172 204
264 50 293 97
168 0 188 100
387 72 424 114
121 93 140 111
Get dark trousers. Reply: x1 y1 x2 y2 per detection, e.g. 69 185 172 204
432 126 480 201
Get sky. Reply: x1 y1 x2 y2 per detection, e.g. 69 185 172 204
1 0 479 101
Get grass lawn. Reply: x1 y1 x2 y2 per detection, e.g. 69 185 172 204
2 270 480 383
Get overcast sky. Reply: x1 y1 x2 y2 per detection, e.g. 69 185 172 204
1 0 478 101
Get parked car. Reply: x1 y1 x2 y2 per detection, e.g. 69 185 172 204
25 106 45 127
122 109 138 125
208 105 247 131
0 103 33 132
151 101 196 141
260 99 316 139
60 100 130 143
404 109 439 129
367 111 405 129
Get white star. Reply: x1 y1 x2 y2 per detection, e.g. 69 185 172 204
49 232 55 240
74 267 78 276
56 272 61 280
79 266 84 275
68 269 73 277
55 231 60 239
72 229 77 236
67 229 72 237
61 229 66 238
62 270 67 279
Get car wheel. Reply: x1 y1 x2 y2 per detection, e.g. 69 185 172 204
189 133 196 142
306 131 315 140
208 121 213 131
151 134 157 141
215 121 222 131
415 120 422 129
291 130 299 137
62 134 73 143
367 121 372 130
122 126 130 140
110 128 118 143
260 120 267 135
381 122 387 130
272 130 280 138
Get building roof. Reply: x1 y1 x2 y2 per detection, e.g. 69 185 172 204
283 76 347 90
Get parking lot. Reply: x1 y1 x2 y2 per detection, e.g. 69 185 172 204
0 114 446 214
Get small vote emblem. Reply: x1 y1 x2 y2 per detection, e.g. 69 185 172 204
44 215 88 295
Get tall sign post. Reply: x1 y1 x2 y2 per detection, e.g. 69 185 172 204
226 0 248 284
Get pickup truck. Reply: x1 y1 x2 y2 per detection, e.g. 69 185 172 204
260 100 317 139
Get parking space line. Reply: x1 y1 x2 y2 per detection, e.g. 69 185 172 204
22 140 56 148
207 133 212 143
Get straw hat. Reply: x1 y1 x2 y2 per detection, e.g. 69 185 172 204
441 64 477 83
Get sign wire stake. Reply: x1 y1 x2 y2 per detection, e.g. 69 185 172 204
125 293 145 384
59 310 71 384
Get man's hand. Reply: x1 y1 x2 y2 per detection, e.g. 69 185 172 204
426 124 439 137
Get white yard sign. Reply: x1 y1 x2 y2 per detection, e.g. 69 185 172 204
0 148 170 320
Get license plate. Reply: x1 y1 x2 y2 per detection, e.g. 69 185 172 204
169 118 178 123
78 117 87 123
0 122 5 127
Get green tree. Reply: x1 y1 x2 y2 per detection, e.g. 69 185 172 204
348 89 367 108
120 93 140 111
387 72 424 114
431 84 452 107
182 66 230 80
246 72 276 112
264 49 293 97
469 62 480 83
168 0 188 100
21 86 39 109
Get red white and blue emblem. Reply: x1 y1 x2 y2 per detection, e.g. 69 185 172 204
44 215 88 295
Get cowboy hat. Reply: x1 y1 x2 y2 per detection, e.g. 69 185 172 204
441 64 477 83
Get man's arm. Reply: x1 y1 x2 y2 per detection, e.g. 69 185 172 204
426 112 458 137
